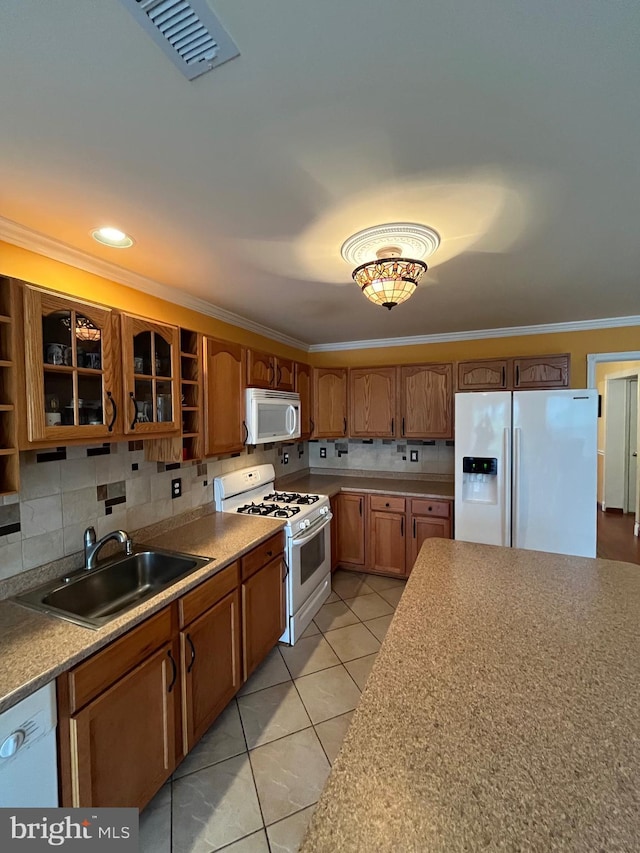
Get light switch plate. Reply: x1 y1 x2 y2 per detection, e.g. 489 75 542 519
410 450 419 462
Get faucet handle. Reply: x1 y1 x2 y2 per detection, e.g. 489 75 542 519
84 526 96 547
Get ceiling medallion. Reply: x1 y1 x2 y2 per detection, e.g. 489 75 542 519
340 223 440 310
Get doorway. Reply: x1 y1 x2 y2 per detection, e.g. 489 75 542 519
587 352 640 556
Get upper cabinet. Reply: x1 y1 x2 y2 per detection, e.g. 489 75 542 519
0 277 19 495
314 368 348 438
399 363 453 440
512 354 570 389
121 314 180 436
457 359 510 392
246 349 294 392
24 287 120 443
295 362 313 440
204 337 246 456
457 354 570 392
349 367 396 438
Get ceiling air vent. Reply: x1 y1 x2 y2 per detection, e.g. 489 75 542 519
119 0 240 80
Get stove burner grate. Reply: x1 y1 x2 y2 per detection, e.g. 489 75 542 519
263 491 321 505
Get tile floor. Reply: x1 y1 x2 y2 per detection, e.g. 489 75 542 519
140 570 406 853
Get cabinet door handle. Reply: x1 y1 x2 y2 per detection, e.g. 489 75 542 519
276 366 282 386
501 366 506 386
402 417 405 436
106 391 117 432
401 517 404 536
283 555 290 580
359 497 362 516
515 365 520 386
343 417 347 435
186 634 196 674
167 649 177 692
413 518 416 538
268 364 275 385
242 420 248 444
391 417 394 434
129 392 137 430
310 418 315 434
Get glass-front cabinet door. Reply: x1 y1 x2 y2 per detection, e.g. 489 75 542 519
121 314 180 435
24 287 118 442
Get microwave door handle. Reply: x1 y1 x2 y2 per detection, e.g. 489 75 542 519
291 513 332 546
286 405 296 435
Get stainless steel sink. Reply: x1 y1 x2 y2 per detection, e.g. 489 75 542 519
15 548 213 629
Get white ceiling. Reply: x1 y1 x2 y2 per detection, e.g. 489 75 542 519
1 0 639 347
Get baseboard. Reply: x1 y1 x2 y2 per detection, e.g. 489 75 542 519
604 507 624 514
635 522 639 538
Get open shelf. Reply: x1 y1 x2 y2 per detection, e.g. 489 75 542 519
0 277 19 494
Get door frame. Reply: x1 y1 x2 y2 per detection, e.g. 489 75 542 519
587 351 640 536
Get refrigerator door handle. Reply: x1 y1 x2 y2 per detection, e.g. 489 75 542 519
503 427 511 547
512 427 521 548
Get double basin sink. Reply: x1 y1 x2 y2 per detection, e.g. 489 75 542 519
16 548 212 629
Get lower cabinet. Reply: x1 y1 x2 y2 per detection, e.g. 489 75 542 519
241 551 286 680
337 492 366 568
368 496 406 576
57 533 285 809
333 491 452 578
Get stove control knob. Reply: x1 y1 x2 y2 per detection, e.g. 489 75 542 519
320 506 329 515
300 519 310 530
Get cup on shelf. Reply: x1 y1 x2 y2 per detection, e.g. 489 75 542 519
45 412 62 426
85 352 101 369
45 343 65 365
134 356 144 373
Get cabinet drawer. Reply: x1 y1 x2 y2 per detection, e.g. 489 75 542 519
67 606 175 713
369 495 405 513
179 561 239 628
410 499 451 518
241 532 284 581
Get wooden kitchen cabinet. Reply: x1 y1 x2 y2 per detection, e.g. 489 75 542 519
121 313 180 436
313 367 348 438
296 361 313 439
457 359 510 391
23 286 120 443
407 499 452 573
204 336 246 456
246 348 295 392
0 277 19 494
457 354 569 392
241 534 286 679
58 607 178 809
330 495 339 571
512 354 570 389
349 367 397 437
337 492 366 567
368 495 406 576
399 363 453 439
179 563 241 754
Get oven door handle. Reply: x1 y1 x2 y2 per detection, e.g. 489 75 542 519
290 513 332 546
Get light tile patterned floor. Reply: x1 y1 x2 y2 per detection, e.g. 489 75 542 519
140 570 406 853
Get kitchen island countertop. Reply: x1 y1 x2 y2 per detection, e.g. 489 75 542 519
0 510 284 713
300 538 640 852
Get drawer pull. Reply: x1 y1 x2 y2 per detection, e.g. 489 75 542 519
428 506 433 512
385 502 389 507
266 550 273 557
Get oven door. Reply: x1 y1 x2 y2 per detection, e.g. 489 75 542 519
288 513 332 613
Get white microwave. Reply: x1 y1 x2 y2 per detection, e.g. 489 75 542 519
245 389 301 445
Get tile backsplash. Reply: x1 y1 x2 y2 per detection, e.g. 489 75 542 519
0 441 307 582
308 438 455 477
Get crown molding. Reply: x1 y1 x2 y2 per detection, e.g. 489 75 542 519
309 314 640 352
0 216 309 351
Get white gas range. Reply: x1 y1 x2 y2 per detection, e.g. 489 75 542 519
214 464 332 644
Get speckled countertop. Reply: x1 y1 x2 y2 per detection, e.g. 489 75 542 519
300 538 640 853
276 472 454 500
0 511 284 714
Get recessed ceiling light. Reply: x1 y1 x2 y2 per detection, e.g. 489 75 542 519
91 226 135 248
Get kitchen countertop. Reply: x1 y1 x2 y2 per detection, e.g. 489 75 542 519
300 538 640 852
276 472 454 501
0 511 284 714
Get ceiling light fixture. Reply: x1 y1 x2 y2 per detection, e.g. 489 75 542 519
341 223 440 310
91 226 135 248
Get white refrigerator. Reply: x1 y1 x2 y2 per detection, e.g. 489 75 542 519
454 389 598 558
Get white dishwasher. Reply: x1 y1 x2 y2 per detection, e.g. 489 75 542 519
0 681 59 807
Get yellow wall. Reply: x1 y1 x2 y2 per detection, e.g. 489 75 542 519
0 241 308 362
3 240 640 385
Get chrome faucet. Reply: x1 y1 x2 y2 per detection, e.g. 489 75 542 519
84 526 133 570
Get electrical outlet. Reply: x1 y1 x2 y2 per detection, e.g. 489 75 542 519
283 452 289 464
171 478 182 499
320 447 327 458
410 450 419 462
